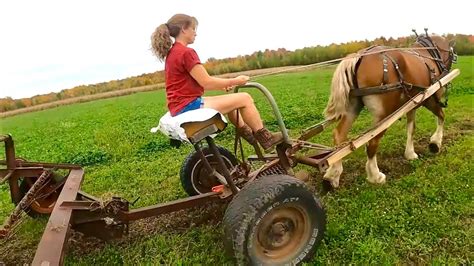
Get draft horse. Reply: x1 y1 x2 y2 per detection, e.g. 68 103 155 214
323 31 456 187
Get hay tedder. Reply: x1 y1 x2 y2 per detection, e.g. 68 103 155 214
0 69 459 265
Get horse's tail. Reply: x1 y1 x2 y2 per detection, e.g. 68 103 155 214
324 54 360 121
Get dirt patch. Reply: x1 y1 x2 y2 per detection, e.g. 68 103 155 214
67 201 229 258
415 118 473 158
0 201 228 265
305 153 415 195
0 230 41 265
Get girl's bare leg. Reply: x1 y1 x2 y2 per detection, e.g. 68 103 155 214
203 93 263 131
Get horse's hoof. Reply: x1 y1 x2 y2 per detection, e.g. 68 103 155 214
330 179 340 188
323 172 340 184
367 172 386 184
322 176 339 188
404 152 419 160
377 173 386 184
429 142 440 153
322 180 334 193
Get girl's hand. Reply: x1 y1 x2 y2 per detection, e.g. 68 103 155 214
234 75 250 85
223 75 250 92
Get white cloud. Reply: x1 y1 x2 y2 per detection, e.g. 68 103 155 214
0 0 471 98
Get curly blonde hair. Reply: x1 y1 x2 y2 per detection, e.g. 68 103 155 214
151 14 198 61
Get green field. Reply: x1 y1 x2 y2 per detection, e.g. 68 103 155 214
1 56 473 265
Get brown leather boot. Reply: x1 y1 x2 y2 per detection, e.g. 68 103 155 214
236 125 257 145
254 127 284 152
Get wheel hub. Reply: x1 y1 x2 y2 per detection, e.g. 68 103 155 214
268 220 292 248
197 162 220 188
254 205 310 260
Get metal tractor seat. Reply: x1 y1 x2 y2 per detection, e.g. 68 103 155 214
181 114 227 143
151 108 228 144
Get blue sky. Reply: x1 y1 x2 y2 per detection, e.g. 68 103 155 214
0 0 471 99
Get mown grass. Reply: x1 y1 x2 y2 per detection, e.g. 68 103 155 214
0 56 472 265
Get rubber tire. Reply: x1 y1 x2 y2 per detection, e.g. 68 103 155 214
223 174 326 265
180 145 238 196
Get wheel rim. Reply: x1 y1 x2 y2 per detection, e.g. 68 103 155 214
24 177 62 214
252 203 311 262
191 154 233 194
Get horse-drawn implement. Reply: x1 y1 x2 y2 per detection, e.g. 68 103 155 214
0 32 460 265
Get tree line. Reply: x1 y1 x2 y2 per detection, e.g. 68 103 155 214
1 33 472 112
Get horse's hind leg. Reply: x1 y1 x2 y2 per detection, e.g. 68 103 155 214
323 100 362 188
323 115 354 188
363 95 389 184
366 130 387 184
404 110 419 160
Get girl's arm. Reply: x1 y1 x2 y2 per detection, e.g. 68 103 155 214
190 64 249 91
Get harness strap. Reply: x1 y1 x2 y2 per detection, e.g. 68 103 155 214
349 82 427 97
424 61 436 84
382 54 389 84
421 58 448 107
350 83 403 97
385 53 405 82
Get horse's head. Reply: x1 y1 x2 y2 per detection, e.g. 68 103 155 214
416 34 457 73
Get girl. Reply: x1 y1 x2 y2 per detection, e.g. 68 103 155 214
150 14 282 151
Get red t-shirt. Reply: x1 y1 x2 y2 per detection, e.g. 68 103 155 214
165 42 204 116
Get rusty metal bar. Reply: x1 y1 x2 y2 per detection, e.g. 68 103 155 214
293 155 330 172
0 170 14 184
15 161 81 169
32 168 85 266
293 140 333 151
298 119 334 141
77 190 102 202
206 136 239 194
276 144 292 173
8 173 22 205
247 153 280 161
193 143 229 186
0 160 81 169
1 135 16 170
0 134 10 142
60 200 101 210
118 191 221 222
1 167 44 177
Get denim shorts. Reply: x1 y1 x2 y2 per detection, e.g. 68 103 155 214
175 97 204 115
